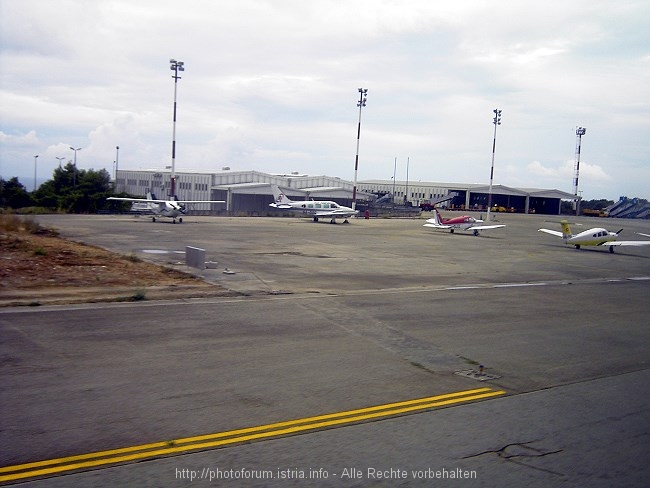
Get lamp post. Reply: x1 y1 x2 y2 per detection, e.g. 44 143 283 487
486 108 502 222
56 156 65 168
392 157 397 209
573 127 586 216
115 145 120 191
33 155 38 191
169 59 184 199
70 147 81 188
352 87 368 211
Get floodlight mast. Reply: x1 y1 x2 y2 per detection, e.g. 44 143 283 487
486 108 502 222
573 127 586 215
169 59 184 198
69 146 82 188
352 87 367 211
33 155 39 191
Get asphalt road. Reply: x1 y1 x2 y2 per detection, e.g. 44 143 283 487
1 213 649 487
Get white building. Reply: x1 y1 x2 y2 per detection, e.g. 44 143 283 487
115 169 575 215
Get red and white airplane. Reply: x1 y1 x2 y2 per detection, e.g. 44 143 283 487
423 207 505 236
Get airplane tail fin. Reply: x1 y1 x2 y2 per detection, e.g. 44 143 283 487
432 207 443 225
271 185 292 205
560 220 572 239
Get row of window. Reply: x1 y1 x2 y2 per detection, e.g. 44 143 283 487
117 179 209 192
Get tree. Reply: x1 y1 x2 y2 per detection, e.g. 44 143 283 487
0 177 33 209
32 163 115 213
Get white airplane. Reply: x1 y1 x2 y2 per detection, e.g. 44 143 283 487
538 220 650 253
269 185 358 223
423 207 506 236
107 192 224 223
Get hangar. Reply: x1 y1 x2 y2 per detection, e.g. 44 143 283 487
115 169 576 216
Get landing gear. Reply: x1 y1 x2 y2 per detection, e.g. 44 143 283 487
313 216 319 222
343 218 350 224
152 216 156 223
473 230 479 236
609 245 615 253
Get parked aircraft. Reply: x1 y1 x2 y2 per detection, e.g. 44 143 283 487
538 220 650 253
269 185 357 223
423 207 505 236
107 193 224 223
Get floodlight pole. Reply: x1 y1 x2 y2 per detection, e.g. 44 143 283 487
33 155 39 191
352 87 367 211
56 157 65 168
486 108 501 222
70 147 81 188
169 59 185 199
573 127 586 216
115 146 120 191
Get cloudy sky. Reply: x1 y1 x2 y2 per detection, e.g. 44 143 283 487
1 0 648 201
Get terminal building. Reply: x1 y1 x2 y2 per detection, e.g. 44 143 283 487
115 169 576 216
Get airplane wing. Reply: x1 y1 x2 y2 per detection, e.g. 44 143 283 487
314 210 357 218
107 197 167 203
107 197 224 204
174 200 225 204
467 224 506 231
538 228 564 238
423 219 450 229
605 240 650 247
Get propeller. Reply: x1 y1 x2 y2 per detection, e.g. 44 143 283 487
615 228 623 235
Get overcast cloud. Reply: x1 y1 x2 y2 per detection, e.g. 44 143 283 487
1 0 648 200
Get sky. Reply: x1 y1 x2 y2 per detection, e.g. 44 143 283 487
1 0 648 201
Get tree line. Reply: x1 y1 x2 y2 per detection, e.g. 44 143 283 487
0 163 131 213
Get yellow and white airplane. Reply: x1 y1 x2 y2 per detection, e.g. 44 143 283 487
538 220 650 253
107 193 224 223
269 185 357 223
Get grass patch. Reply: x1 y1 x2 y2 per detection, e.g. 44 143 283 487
124 253 142 263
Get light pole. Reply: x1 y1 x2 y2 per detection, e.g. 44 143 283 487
486 108 502 222
56 156 65 168
33 155 39 191
115 145 120 191
70 147 81 188
169 59 184 198
352 87 367 211
392 157 397 209
573 127 586 216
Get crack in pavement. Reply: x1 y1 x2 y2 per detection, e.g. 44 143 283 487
463 440 565 476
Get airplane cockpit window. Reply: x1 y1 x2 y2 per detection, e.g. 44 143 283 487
331 203 339 208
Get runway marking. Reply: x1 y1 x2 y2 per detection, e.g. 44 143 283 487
0 387 505 483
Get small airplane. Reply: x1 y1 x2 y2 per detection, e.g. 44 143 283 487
538 220 650 253
269 185 358 223
423 207 506 236
107 192 224 223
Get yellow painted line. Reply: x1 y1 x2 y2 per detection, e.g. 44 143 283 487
1 387 505 483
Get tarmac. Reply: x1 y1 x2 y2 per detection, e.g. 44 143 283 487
1 212 649 487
